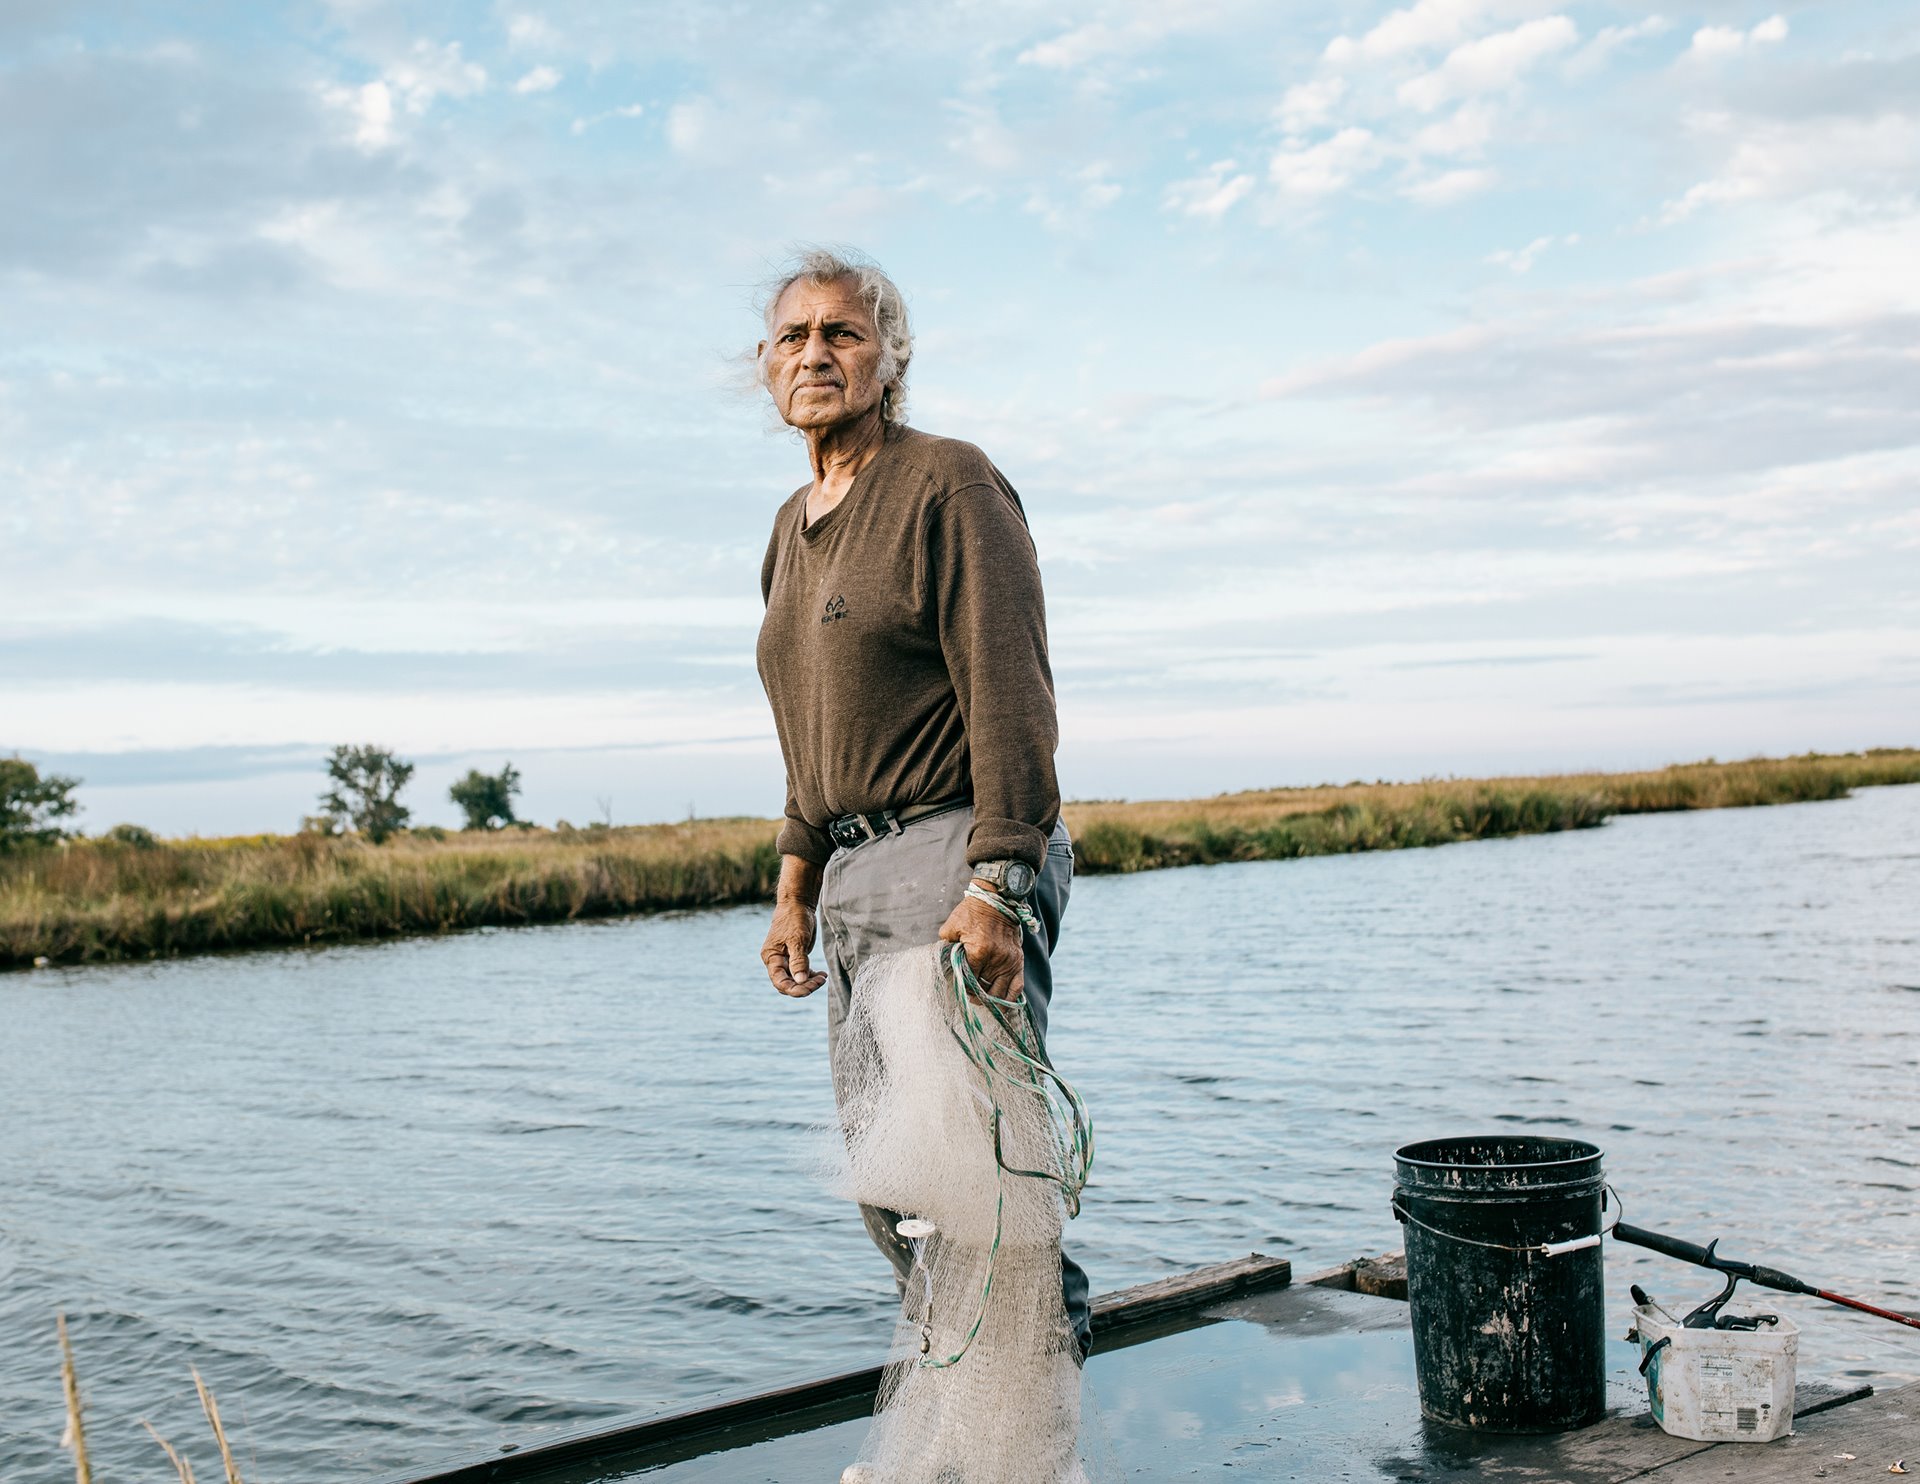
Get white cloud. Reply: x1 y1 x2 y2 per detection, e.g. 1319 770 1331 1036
1260 324 1497 399
1688 16 1787 59
1690 26 1746 57
1399 15 1578 111
569 103 644 136
945 101 1023 172
1016 11 1220 71
506 13 559 49
1486 231 1578 271
385 39 487 113
1414 100 1498 157
665 98 711 153
321 79 395 150
1566 15 1671 77
1278 75 1348 132
1325 0 1559 65
1018 21 1122 69
1165 161 1256 218
1270 127 1379 196
1078 163 1123 209
1404 166 1498 203
513 65 561 94
1664 112 1920 221
1031 163 1126 227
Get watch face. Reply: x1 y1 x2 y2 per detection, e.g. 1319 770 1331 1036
1005 861 1036 897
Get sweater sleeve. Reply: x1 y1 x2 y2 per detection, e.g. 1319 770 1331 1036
928 481 1061 869
776 776 834 865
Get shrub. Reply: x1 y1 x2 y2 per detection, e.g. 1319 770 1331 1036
449 763 522 831
0 756 81 849
317 745 414 844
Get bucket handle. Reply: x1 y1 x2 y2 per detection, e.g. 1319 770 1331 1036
1391 1184 1618 1260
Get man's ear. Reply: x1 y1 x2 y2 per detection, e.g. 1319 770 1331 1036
756 340 768 362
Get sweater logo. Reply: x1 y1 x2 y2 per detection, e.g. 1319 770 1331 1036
821 595 847 624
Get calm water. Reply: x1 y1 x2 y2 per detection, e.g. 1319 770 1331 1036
4 788 1917 1481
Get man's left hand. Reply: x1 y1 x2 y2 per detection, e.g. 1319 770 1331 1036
937 886 1025 1000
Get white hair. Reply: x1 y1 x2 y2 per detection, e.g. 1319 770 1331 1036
756 246 913 425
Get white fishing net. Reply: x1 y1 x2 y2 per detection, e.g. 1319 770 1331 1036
831 941 1093 1484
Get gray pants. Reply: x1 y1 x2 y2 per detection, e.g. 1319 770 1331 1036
820 803 1092 1358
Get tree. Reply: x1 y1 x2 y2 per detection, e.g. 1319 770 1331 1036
449 763 522 831
318 745 414 843
0 755 81 848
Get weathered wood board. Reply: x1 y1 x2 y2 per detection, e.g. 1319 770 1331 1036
1643 1382 1915 1481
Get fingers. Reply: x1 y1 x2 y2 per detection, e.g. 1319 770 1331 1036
762 936 825 997
937 896 1027 1001
958 936 1024 1001
981 954 1025 1002
763 903 825 997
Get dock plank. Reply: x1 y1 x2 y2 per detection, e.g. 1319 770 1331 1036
1373 1379 1875 1482
1640 1381 1916 1482
372 1252 1293 1483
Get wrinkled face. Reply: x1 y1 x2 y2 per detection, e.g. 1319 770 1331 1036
760 277 890 433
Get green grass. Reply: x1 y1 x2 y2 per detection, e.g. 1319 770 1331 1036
5 750 1916 969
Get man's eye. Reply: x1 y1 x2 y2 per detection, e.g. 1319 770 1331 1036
780 331 804 343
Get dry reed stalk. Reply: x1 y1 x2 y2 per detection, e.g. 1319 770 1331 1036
141 1418 198 1483
56 1313 92 1484
192 1367 244 1484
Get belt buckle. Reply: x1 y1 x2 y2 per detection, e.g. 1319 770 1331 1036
832 810 898 849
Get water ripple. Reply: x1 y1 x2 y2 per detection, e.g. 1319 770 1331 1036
2 786 1916 1478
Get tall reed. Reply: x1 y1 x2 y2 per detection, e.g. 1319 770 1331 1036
55 1315 240 1484
5 750 1916 968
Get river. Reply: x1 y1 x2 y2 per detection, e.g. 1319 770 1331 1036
3 786 1916 1480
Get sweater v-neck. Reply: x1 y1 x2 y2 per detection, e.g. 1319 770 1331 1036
799 434 897 542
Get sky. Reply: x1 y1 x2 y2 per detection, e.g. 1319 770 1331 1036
2 0 1916 836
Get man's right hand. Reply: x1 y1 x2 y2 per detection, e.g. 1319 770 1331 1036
763 855 828 997
762 900 826 996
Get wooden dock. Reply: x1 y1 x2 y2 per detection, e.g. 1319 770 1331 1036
370 1252 1916 1483
1400 1381 1913 1482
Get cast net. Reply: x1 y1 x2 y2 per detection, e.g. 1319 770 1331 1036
831 938 1094 1484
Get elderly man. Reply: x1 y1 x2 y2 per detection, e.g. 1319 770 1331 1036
753 247 1090 1360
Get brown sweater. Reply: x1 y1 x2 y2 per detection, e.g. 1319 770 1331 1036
757 427 1060 869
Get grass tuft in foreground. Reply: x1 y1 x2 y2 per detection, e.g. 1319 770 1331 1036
58 1312 240 1484
4 750 1916 969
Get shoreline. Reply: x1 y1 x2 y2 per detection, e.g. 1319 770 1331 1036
4 749 1916 970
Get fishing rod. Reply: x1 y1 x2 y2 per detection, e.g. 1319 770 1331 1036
1614 1220 1920 1333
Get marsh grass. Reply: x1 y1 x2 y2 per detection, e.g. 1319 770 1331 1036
4 818 780 967
5 751 1916 968
1060 748 1920 873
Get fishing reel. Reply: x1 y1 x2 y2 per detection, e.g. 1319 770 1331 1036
1629 1276 1780 1377
1679 1270 1781 1331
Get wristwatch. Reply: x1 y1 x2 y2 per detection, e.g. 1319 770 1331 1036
972 858 1037 901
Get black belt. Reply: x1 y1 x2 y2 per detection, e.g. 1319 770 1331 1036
827 797 969 851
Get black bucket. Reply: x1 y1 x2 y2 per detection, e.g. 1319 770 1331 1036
1393 1136 1607 1433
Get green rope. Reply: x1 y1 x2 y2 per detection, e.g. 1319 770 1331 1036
911 883 1095 1369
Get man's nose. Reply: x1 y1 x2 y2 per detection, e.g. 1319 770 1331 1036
801 329 833 368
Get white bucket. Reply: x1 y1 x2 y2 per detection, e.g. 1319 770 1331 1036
1630 1303 1798 1443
